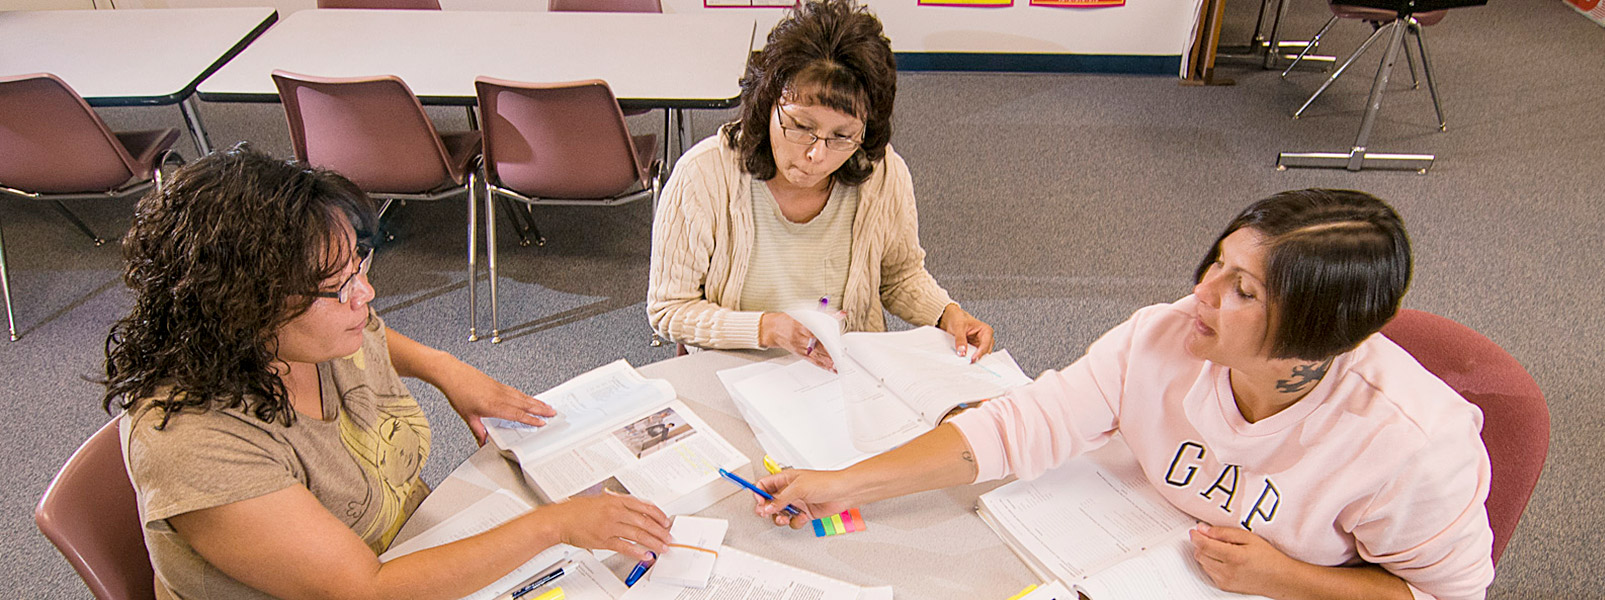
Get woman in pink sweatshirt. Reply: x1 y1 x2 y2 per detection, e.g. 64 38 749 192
756 189 1494 600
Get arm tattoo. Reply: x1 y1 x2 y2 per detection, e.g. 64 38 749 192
1276 358 1334 393
961 451 974 463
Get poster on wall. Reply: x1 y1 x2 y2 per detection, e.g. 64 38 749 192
1032 0 1126 6
1563 0 1605 27
704 0 795 7
917 0 1014 6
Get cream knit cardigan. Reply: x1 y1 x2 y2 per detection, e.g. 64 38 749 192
647 131 956 350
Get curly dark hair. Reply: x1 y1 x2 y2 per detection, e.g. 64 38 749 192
724 0 896 186
102 145 376 428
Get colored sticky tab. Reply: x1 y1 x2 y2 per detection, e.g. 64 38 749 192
811 509 866 537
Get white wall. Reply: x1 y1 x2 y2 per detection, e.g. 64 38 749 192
5 0 1198 57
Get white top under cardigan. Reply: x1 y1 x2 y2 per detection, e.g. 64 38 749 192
647 129 955 349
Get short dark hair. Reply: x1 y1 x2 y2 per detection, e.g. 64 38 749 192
724 0 896 186
103 144 377 427
1195 189 1412 361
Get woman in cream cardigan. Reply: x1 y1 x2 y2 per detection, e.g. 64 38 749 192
647 0 993 370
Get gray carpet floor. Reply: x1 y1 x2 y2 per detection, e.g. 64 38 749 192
3 0 1602 596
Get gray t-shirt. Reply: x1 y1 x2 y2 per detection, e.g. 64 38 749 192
739 178 858 314
122 312 432 600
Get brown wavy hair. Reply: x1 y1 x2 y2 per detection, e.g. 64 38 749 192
724 0 896 186
102 145 376 428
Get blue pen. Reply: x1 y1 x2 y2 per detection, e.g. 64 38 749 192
718 468 801 516
623 551 656 587
509 561 569 599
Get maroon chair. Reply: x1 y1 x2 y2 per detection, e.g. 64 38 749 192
0 73 184 342
317 0 441 9
1283 5 1447 130
548 0 680 159
549 0 661 12
36 418 156 600
475 77 661 343
273 71 485 339
1381 309 1549 565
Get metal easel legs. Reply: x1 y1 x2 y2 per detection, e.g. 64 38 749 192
1278 17 1441 173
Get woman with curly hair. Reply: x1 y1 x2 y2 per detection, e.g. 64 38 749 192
647 0 994 371
105 146 669 600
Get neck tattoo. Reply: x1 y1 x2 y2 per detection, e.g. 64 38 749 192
1275 358 1334 394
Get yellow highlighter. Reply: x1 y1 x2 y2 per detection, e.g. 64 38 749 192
528 588 564 600
762 455 784 475
1005 584 1037 600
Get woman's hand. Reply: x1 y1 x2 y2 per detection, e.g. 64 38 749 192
437 366 555 446
539 492 672 562
753 469 855 529
759 312 834 371
1189 524 1298 597
937 304 995 362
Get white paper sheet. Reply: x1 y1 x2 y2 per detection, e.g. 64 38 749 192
619 546 863 600
379 490 575 600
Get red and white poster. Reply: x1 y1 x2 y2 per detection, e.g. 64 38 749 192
1565 0 1605 27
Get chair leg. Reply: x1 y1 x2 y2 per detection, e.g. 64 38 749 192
467 167 480 343
1294 22 1392 119
486 185 501 344
1400 23 1420 90
1411 20 1447 131
0 215 16 341
517 203 546 247
50 201 104 247
373 198 398 243
1346 19 1410 170
676 108 688 157
1281 15 1338 78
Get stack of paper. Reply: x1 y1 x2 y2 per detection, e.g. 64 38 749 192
648 516 728 588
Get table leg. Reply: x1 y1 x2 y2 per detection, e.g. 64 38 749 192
180 95 213 156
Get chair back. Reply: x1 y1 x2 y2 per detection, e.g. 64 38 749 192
476 77 649 199
548 0 662 12
0 73 140 194
1381 309 1549 565
35 418 155 600
273 71 463 193
317 0 441 9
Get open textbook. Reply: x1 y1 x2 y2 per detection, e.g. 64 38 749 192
485 360 749 516
721 309 1033 466
380 490 627 600
619 545 890 600
977 438 1271 600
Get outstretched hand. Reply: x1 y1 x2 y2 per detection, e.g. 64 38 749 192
438 367 555 446
541 492 671 562
753 469 853 529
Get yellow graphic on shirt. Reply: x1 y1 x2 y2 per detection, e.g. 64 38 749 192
338 361 431 552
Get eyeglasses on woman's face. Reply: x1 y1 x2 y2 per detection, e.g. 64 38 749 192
311 244 373 304
774 104 862 152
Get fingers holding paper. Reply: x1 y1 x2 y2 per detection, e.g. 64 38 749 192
543 492 671 561
759 312 835 372
937 304 995 362
753 470 852 530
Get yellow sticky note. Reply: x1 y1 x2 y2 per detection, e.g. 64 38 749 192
528 587 564 600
